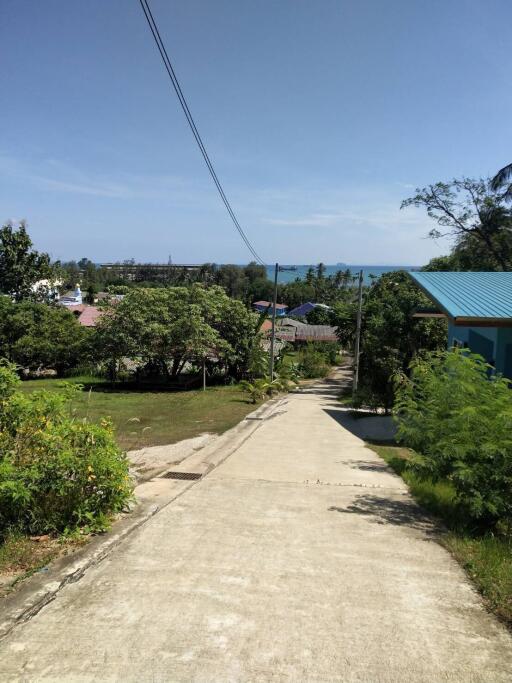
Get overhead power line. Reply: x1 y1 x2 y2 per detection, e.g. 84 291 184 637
138 0 266 266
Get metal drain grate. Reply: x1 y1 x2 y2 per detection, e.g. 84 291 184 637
162 471 202 480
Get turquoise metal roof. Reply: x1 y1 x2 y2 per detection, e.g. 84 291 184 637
409 272 512 321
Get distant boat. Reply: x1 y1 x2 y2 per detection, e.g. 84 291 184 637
336 262 347 267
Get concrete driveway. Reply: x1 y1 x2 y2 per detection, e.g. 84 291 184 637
0 370 511 682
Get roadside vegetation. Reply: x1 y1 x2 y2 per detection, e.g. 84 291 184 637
0 363 132 537
370 444 512 627
0 363 133 592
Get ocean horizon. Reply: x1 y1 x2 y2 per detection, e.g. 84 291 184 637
264 264 418 284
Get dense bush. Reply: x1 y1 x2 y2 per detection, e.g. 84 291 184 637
0 363 132 537
308 341 339 365
394 349 512 531
298 344 330 379
336 271 446 410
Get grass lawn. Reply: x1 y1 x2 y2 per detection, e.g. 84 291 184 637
19 376 257 451
369 444 512 628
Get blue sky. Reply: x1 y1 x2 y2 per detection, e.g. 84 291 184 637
1 0 511 266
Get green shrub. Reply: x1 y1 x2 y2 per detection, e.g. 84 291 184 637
394 349 512 532
0 298 87 376
310 341 339 365
239 377 291 403
298 344 329 378
0 362 132 537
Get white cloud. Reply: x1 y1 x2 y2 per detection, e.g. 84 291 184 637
0 154 191 201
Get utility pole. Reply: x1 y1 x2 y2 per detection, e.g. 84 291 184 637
352 269 364 397
269 263 279 381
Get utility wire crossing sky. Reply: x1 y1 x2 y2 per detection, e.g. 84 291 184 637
138 0 266 265
1 0 511 264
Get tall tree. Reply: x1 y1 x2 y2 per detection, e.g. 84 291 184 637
401 178 512 271
0 222 55 301
336 271 446 411
95 285 257 381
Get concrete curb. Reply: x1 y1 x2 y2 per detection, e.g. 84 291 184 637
0 393 288 642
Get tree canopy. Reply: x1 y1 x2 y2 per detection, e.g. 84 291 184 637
95 284 257 381
0 298 87 376
336 271 446 411
402 178 512 271
0 222 55 301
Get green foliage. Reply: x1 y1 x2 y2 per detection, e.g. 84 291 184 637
347 271 446 411
95 284 257 381
402 178 512 271
85 284 96 304
0 222 55 301
247 339 269 379
491 162 512 202
275 355 301 383
0 298 87 376
239 377 290 404
310 341 338 364
394 349 512 531
0 362 132 536
297 344 330 379
278 265 356 311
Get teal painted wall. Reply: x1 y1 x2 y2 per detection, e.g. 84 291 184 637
448 322 512 377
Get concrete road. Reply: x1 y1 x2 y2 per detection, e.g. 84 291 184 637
1 370 511 682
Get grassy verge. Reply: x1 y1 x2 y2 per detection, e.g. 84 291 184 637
19 376 257 451
369 444 512 627
0 532 85 598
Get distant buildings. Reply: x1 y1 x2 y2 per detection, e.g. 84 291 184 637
66 304 103 327
252 300 288 317
59 285 83 306
31 278 62 301
57 288 124 327
275 318 338 344
287 302 331 318
260 317 338 345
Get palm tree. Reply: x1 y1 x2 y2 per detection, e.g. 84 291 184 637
491 163 512 200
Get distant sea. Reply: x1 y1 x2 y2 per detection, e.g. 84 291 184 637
265 264 418 285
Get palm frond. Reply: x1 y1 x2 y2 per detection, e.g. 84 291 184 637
490 163 512 192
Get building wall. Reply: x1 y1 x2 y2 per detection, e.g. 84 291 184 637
253 305 288 317
496 328 512 379
448 321 512 377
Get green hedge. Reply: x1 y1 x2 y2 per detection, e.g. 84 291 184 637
394 349 512 532
0 362 132 536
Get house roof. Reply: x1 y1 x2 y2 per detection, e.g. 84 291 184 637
252 300 288 310
409 272 512 323
287 302 316 317
274 320 338 342
278 318 308 328
78 306 103 327
287 302 332 317
66 304 87 314
295 325 338 342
